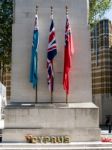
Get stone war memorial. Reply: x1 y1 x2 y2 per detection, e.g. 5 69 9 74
3 0 100 143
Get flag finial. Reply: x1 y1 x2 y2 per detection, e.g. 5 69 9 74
65 6 68 15
36 5 38 14
51 6 53 15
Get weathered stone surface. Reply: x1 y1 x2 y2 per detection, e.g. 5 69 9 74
3 0 100 143
3 103 100 142
11 0 91 103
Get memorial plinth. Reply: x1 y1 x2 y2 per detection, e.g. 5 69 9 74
3 0 100 142
3 103 100 142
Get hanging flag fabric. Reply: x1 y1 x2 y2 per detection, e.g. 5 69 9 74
30 14 39 88
47 15 57 92
63 15 74 95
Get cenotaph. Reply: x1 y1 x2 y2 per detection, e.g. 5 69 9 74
3 0 100 142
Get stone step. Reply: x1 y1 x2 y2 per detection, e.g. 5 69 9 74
0 142 112 150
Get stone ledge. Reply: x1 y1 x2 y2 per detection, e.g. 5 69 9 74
4 103 99 128
1 142 112 150
6 102 98 109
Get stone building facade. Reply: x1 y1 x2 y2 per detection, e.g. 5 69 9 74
91 19 112 124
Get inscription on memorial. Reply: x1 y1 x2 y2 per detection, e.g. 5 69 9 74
25 134 70 143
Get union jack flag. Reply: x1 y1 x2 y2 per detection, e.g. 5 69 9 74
47 15 57 92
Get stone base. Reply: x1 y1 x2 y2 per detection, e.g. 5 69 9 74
3 103 100 142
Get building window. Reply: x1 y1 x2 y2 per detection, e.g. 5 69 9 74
100 21 103 34
104 20 109 34
91 38 94 49
99 35 103 47
104 35 109 47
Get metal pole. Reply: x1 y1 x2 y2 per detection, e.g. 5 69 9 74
35 85 38 103
51 92 53 104
65 5 68 16
35 5 38 104
51 6 53 104
66 93 68 104
65 6 69 104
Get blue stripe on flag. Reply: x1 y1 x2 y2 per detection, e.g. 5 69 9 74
30 28 39 88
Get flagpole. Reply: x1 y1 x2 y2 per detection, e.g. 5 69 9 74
35 85 38 103
35 5 38 104
51 92 53 104
66 93 68 104
66 5 68 16
65 6 68 104
51 6 53 104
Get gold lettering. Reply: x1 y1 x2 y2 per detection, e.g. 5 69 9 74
56 136 63 143
32 136 37 143
45 136 51 143
25 135 70 143
50 137 57 143
25 134 33 143
37 136 43 143
63 136 70 143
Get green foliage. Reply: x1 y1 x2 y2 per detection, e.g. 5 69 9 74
89 0 112 28
0 0 13 69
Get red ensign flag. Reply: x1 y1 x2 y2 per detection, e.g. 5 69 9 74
63 15 74 95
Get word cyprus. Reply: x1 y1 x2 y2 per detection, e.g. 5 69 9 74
25 135 70 143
